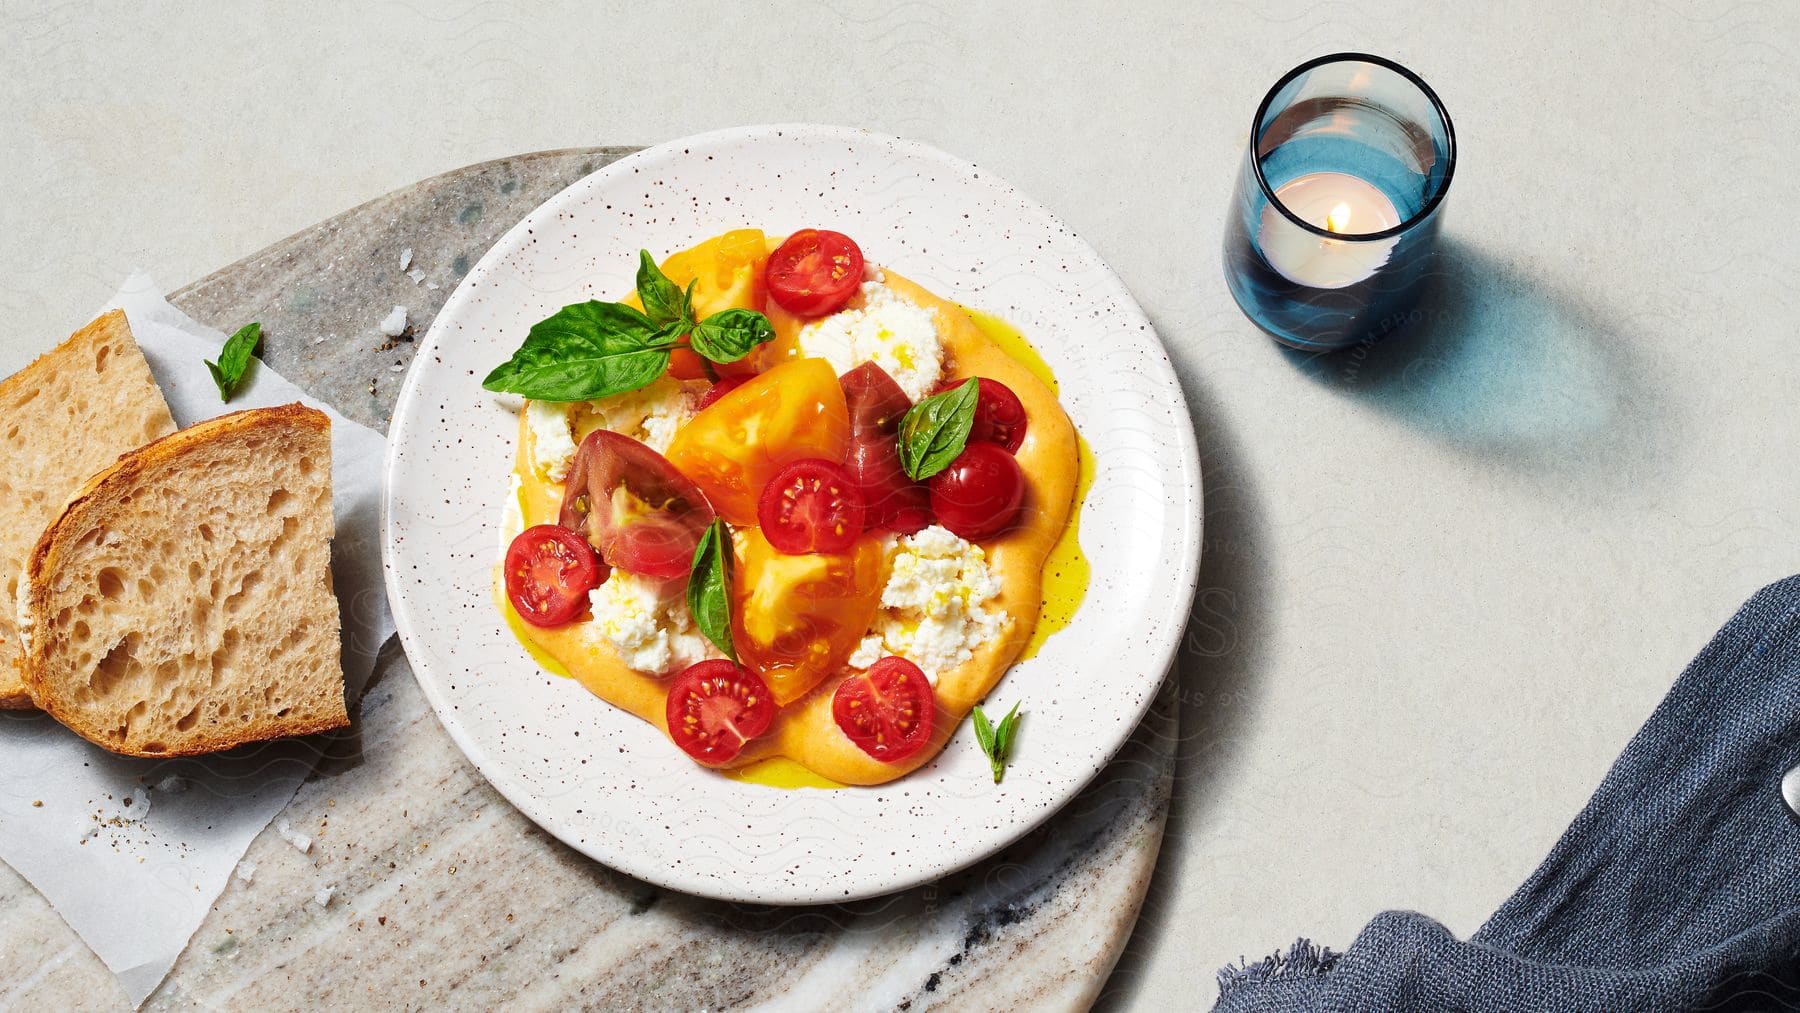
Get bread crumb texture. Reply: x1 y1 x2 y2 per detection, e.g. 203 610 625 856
0 310 175 707
24 404 346 756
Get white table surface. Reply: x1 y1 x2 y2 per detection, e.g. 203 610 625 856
5 3 1798 1008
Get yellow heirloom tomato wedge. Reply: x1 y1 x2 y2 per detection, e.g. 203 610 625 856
664 358 849 526
660 228 771 317
732 527 885 706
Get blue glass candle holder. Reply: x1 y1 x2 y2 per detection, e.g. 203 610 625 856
1223 53 1456 351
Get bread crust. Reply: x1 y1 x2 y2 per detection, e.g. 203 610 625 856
20 403 345 756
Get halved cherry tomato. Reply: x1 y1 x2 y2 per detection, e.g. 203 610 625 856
928 442 1024 542
934 377 1028 453
758 459 866 555
697 375 748 410
665 358 849 526
733 528 885 705
766 229 864 317
841 362 932 534
833 656 935 763
665 659 776 765
505 524 606 627
559 430 715 579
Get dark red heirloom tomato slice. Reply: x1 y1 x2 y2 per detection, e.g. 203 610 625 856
666 659 777 765
934 376 1028 453
505 524 607 627
833 656 936 763
558 430 715 580
758 459 866 555
841 362 933 534
697 374 748 410
929 442 1025 542
765 229 865 317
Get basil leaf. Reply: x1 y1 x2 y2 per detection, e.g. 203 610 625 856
686 519 736 662
897 378 979 480
482 300 670 401
654 319 692 348
205 322 262 402
636 250 688 328
971 705 996 755
995 702 1022 756
689 308 775 364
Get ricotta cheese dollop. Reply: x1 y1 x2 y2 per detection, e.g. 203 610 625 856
796 281 944 401
586 570 719 676
849 526 1006 683
527 375 701 482
524 400 579 482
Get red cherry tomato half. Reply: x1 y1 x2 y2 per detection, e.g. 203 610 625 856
934 376 1028 453
765 229 865 317
757 458 867 555
505 524 607 627
928 442 1025 541
666 659 777 765
833 656 935 763
697 375 748 410
841 362 933 534
558 430 715 579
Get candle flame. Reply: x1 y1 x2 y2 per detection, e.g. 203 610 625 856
1325 202 1353 234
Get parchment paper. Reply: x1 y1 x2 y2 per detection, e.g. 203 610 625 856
0 274 392 1005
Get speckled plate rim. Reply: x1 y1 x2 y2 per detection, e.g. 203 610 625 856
382 124 1201 904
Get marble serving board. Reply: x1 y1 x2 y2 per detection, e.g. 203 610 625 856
0 148 1176 1010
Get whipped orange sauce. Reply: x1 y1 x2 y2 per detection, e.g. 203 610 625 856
496 240 1088 787
961 308 1094 663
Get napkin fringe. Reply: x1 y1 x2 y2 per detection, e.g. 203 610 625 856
1216 938 1341 999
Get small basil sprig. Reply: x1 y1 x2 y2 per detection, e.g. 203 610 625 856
483 251 774 401
205 322 262 402
971 701 1022 783
636 249 692 329
897 377 978 480
686 519 736 662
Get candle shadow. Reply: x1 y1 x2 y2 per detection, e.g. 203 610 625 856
1276 239 1661 477
1096 242 1669 1007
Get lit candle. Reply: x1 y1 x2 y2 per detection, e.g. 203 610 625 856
1257 172 1401 289
1223 55 1455 350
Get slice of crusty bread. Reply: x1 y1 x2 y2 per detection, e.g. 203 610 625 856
0 310 176 709
18 403 346 756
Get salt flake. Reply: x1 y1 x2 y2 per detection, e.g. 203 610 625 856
119 793 152 822
275 818 312 854
378 306 408 337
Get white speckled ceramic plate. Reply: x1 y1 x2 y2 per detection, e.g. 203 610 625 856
383 125 1200 904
